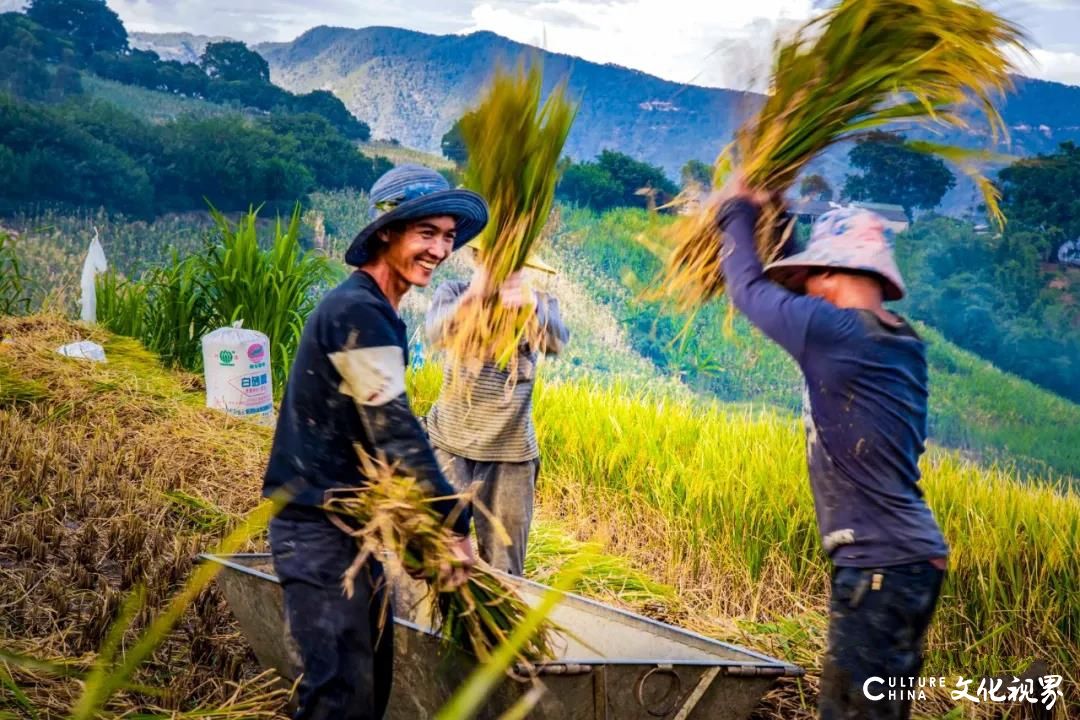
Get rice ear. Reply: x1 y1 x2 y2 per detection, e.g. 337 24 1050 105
322 452 559 664
437 62 576 383
652 0 1027 312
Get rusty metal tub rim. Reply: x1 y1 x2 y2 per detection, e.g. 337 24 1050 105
198 552 804 678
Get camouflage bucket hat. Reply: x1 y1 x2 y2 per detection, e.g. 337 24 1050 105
764 207 906 300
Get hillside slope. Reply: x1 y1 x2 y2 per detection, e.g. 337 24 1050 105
9 195 1077 480
129 31 233 64
552 205 1080 481
243 25 1080 178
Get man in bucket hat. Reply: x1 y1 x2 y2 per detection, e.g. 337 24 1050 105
423 240 569 576
717 182 948 720
262 164 487 720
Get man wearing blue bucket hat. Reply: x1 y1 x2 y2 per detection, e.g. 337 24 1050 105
717 181 948 720
263 164 488 719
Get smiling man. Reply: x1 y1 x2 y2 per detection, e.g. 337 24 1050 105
262 164 488 720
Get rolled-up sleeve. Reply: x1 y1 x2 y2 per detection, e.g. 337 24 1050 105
424 281 468 347
535 292 569 355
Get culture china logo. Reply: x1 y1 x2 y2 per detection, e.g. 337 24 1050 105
863 674 1065 711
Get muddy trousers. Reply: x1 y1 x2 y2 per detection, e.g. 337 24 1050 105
269 509 394 720
819 560 945 720
433 447 538 576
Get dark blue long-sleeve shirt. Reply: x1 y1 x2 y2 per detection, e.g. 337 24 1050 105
719 200 948 567
263 270 471 535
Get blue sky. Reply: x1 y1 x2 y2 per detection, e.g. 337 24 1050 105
5 1 1079 88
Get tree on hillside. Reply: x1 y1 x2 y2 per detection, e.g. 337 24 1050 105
156 115 313 210
558 162 621 210
800 173 833 202
893 214 1080 402
680 159 712 189
842 131 955 220
440 114 471 166
596 150 678 204
264 113 387 190
0 14 67 100
290 89 369 140
998 141 1080 249
199 41 270 84
26 0 126 55
0 94 154 216
557 150 677 212
1 11 78 63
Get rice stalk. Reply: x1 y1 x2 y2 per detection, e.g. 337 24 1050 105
433 558 584 720
437 63 576 379
70 496 284 719
0 315 280 716
655 0 1027 312
321 460 559 666
0 660 38 720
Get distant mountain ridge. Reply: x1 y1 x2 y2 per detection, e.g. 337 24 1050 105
129 32 232 65
253 26 758 178
132 26 1080 183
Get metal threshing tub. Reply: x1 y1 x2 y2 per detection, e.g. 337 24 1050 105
200 553 803 719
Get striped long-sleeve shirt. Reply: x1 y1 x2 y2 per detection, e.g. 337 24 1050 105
423 280 569 463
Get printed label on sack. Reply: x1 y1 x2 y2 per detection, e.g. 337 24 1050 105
240 373 269 390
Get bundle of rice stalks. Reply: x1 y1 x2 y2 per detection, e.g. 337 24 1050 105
656 0 1026 312
322 464 558 666
437 63 576 374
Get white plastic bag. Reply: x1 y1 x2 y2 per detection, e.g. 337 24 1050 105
79 229 108 324
56 341 107 362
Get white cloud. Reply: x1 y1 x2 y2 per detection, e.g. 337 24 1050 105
467 0 817 91
468 0 1080 90
1016 47 1080 87
106 0 474 43
1019 0 1077 8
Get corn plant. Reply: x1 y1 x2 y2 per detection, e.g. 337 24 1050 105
142 253 216 370
96 252 214 371
95 270 146 340
199 205 335 395
0 231 33 316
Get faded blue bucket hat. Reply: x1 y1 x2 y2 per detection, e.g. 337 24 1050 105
765 207 907 300
345 164 488 267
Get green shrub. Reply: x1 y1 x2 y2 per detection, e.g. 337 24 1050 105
96 251 213 370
